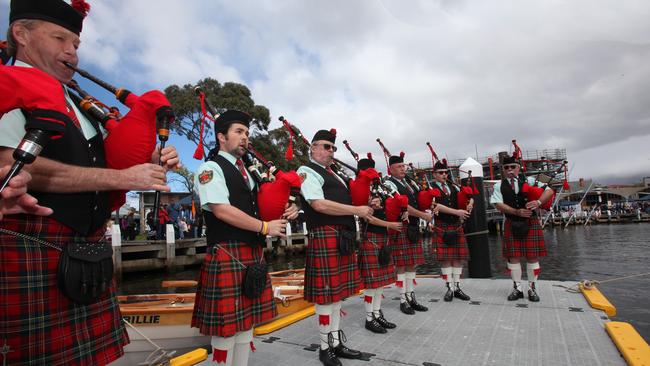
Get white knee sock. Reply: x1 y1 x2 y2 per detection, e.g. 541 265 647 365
330 301 342 347
441 266 453 289
507 262 522 291
405 272 416 297
211 335 236 366
315 304 333 350
372 288 383 318
526 262 540 289
452 267 463 288
364 289 376 321
232 329 253 366
397 273 406 303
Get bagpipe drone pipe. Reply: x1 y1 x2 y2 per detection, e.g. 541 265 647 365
195 91 303 222
426 142 479 212
0 65 70 192
62 62 175 211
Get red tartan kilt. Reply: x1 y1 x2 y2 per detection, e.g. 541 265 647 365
0 214 128 366
503 217 547 258
191 241 276 337
433 221 469 261
389 225 424 267
304 226 361 304
358 231 396 289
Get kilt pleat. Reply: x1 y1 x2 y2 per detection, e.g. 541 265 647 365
0 214 128 366
433 221 469 261
358 231 395 289
389 226 424 267
191 241 276 337
304 226 360 304
502 217 547 258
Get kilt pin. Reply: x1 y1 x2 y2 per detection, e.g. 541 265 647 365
358 231 396 289
433 221 470 261
191 240 276 337
502 217 547 258
0 214 128 366
304 225 361 304
389 226 424 267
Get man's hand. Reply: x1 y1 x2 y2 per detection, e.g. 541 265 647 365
355 205 374 220
151 145 181 172
283 203 299 220
0 168 52 220
267 219 289 237
517 208 533 218
525 200 541 210
456 209 470 220
387 221 402 232
121 163 170 191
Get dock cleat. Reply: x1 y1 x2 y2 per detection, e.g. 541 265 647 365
407 292 429 311
365 318 387 334
376 310 396 329
528 283 540 302
400 301 415 315
319 347 342 366
453 286 471 301
507 287 524 301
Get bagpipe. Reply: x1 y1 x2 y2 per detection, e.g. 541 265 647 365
426 142 479 212
510 140 567 210
0 65 70 193
341 139 396 205
195 91 302 222
62 62 175 213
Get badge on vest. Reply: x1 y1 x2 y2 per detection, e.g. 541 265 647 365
199 170 213 184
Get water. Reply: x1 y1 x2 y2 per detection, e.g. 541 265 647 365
118 223 650 341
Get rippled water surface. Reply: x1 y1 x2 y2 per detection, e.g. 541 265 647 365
119 223 650 340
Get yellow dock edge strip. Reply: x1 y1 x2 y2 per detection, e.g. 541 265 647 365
605 322 650 366
580 283 616 317
254 306 315 335
170 348 208 366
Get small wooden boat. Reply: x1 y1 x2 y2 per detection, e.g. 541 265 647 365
113 269 310 365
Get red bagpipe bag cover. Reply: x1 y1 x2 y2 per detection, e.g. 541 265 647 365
0 65 68 126
418 188 440 211
522 183 554 210
103 91 171 210
257 170 303 221
385 194 409 223
349 168 381 206
456 186 479 210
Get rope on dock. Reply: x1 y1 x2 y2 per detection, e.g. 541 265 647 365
123 319 177 366
555 272 650 293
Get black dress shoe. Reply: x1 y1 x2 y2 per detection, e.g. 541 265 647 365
453 286 471 301
376 310 396 329
444 288 453 302
507 288 524 301
528 286 540 302
333 344 363 359
400 301 415 315
407 292 429 312
365 318 387 333
319 347 342 366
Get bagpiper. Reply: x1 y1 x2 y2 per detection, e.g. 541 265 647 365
490 155 553 302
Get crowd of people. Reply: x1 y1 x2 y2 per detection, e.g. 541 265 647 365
0 1 556 365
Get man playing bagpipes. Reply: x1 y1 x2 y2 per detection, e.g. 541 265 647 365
297 129 374 366
490 154 553 302
0 1 181 364
191 110 298 366
430 160 473 302
383 153 433 315
350 154 402 334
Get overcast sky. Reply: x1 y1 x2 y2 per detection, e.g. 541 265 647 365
3 0 649 187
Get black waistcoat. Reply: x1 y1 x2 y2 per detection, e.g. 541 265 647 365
436 182 460 224
300 162 355 230
29 102 110 236
204 154 263 246
501 177 528 221
387 176 419 227
365 207 387 234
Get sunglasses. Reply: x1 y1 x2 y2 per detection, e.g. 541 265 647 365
435 170 448 175
317 143 337 152
504 164 519 170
